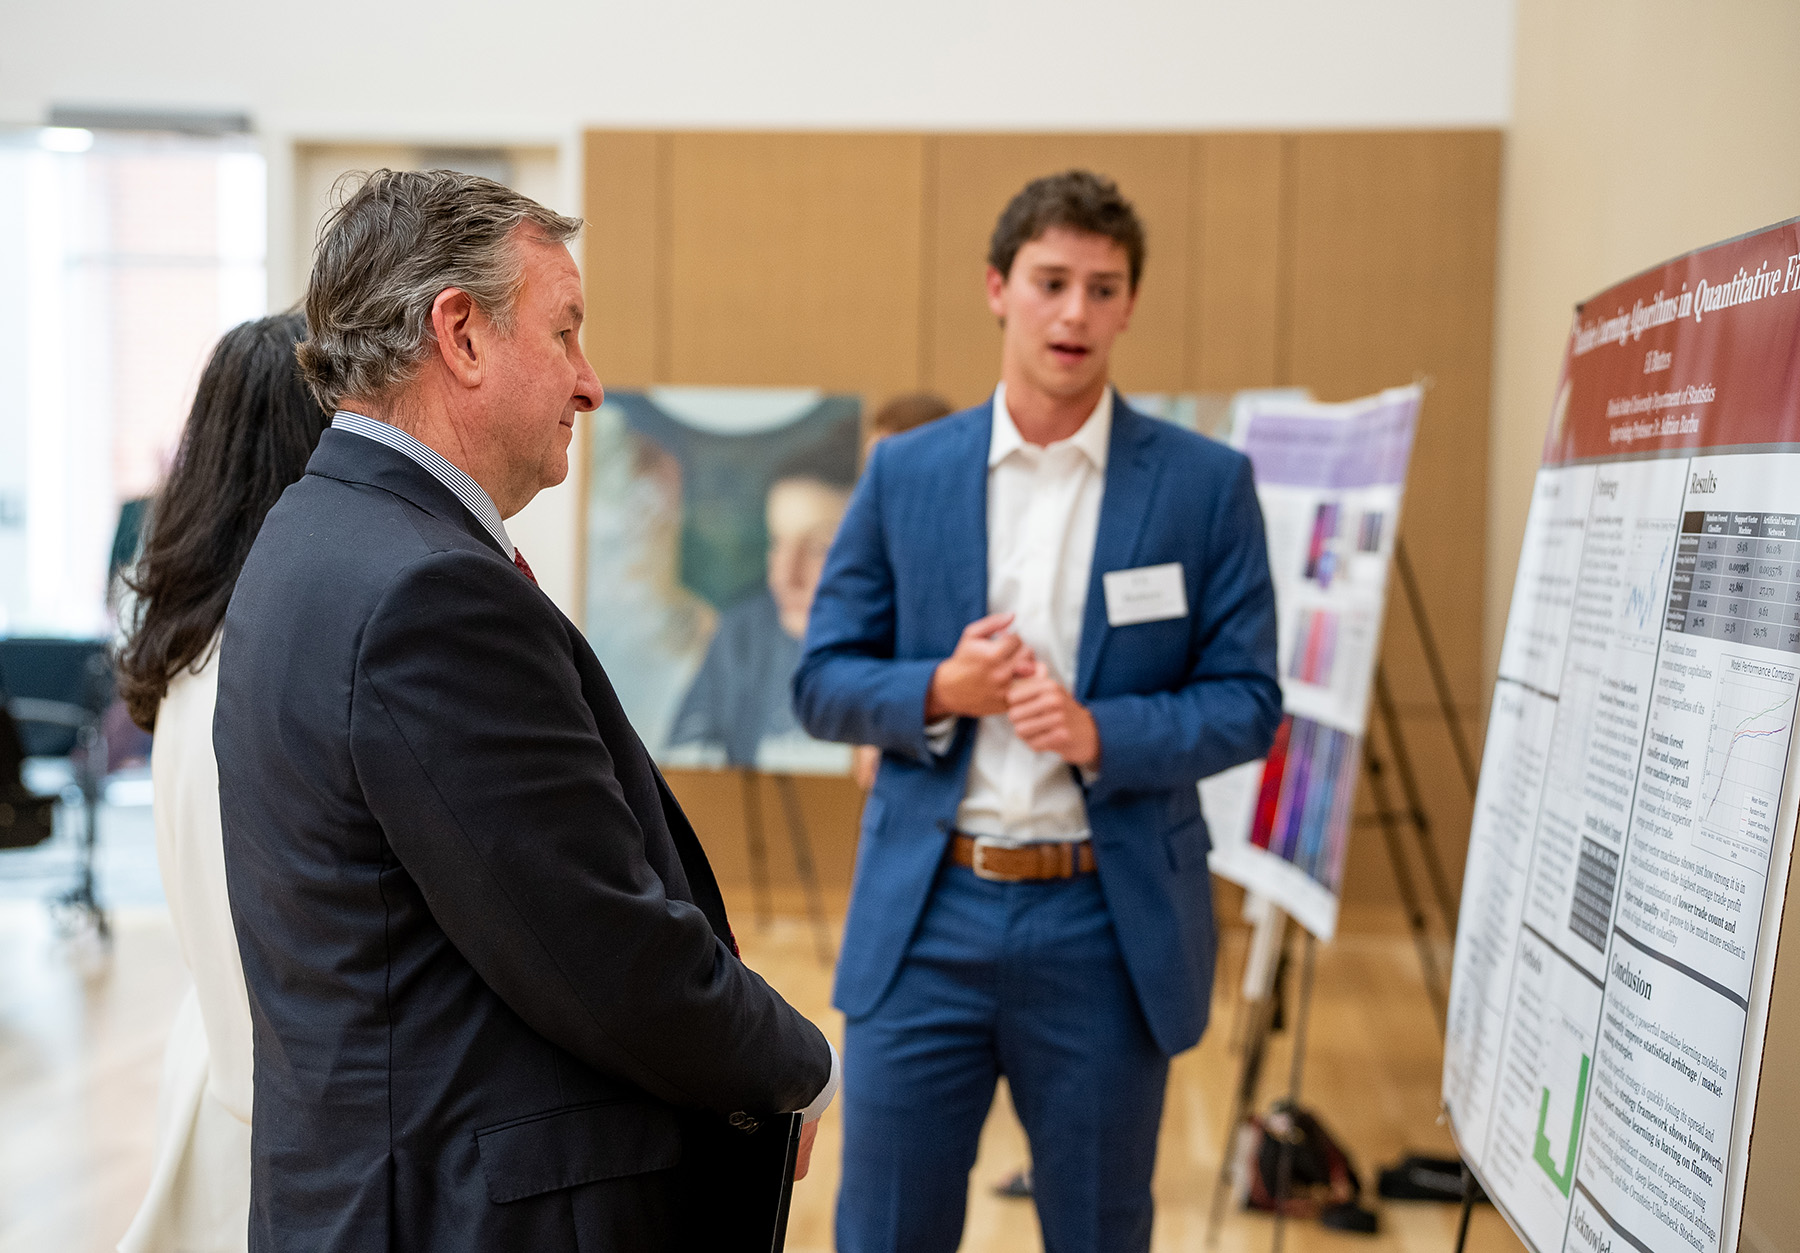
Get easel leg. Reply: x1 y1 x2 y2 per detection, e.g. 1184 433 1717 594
1454 1163 1477 1253
1269 931 1318 1253
1206 904 1288 1249
1372 664 1461 933
1393 539 1479 797
772 773 835 966
738 768 773 930
1362 737 1448 1032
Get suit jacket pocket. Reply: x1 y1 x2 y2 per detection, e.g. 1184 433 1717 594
1164 788 1206 872
1164 814 1206 874
859 794 886 841
476 1098 682 1204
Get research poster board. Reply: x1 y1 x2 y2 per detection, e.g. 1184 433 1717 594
1203 386 1422 939
1442 219 1800 1253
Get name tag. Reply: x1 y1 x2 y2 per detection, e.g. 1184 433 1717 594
1102 563 1188 626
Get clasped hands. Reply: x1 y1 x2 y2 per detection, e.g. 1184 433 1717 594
925 612 1100 770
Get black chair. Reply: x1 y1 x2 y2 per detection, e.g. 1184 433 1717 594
0 691 58 851
0 637 115 937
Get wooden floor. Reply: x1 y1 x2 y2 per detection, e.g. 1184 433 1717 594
0 892 1525 1253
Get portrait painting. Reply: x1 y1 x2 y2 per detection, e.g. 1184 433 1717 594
583 387 862 775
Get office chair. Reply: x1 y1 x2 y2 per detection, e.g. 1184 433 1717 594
0 637 114 938
0 693 58 850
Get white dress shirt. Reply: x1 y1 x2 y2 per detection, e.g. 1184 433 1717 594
332 410 840 1120
332 411 516 557
948 383 1111 847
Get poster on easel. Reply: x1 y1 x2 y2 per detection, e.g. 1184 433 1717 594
1442 218 1800 1253
1203 385 1422 940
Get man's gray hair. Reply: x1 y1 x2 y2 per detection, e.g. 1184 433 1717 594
298 168 581 410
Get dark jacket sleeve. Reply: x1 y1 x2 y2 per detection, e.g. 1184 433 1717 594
1085 453 1283 799
793 443 942 760
348 547 830 1116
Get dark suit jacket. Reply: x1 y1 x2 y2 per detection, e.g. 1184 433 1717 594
216 430 830 1252
794 398 1281 1056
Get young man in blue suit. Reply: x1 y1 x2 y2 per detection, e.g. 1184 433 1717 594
795 171 1282 1252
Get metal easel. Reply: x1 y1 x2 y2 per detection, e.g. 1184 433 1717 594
1204 536 1482 1249
1361 538 1495 1249
737 767 835 966
1356 538 1480 1021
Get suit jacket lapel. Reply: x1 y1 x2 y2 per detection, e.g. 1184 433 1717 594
945 401 993 625
305 428 510 562
1076 406 1163 699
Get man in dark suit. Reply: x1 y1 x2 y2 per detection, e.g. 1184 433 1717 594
216 169 835 1252
795 171 1282 1252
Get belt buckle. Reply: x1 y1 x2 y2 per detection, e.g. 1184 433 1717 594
969 836 1014 882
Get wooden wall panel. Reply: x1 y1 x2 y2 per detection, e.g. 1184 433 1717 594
1741 858 1800 1248
1284 130 1501 711
581 131 663 388
1282 130 1501 909
925 135 1194 406
579 127 1503 918
662 132 926 401
1190 133 1286 391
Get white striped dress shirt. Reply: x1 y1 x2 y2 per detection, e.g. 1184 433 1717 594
954 384 1110 846
332 411 515 558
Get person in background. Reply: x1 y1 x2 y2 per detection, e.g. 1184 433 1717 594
861 390 955 462
114 312 333 1253
851 392 955 789
795 170 1282 1252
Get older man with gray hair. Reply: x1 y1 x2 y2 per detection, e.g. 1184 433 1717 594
215 169 836 1252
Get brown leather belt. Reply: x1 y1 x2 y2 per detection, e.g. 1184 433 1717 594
949 833 1096 882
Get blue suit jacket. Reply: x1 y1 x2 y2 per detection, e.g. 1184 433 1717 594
794 397 1282 1056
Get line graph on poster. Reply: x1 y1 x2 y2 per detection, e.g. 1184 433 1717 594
1617 516 1677 654
1695 655 1799 863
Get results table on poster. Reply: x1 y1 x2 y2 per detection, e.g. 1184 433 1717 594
1665 511 1800 652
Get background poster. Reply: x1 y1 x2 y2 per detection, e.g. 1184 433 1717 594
1203 386 1422 939
1443 218 1800 1253
583 386 861 775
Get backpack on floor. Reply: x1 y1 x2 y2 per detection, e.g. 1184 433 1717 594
1243 1101 1378 1234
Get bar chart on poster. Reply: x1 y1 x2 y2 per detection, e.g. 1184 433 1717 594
1443 219 1800 1253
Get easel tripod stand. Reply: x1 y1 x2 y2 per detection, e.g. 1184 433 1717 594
1203 538 1481 1250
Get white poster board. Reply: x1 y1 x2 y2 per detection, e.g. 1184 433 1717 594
1204 385 1422 940
1443 219 1800 1253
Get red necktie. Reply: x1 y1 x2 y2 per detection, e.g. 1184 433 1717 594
513 548 539 586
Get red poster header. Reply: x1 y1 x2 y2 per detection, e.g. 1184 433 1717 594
1544 218 1800 465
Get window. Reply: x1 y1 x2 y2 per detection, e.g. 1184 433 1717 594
0 128 267 636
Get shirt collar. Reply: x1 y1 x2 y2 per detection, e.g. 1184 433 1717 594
330 411 515 559
988 383 1113 471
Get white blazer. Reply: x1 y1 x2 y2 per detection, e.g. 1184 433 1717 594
119 639 252 1253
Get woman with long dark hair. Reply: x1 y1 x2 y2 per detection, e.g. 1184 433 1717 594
116 312 331 1253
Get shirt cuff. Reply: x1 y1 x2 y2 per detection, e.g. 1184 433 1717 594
796 1040 841 1124
924 716 957 756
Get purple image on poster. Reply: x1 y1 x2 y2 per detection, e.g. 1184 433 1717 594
1240 392 1419 490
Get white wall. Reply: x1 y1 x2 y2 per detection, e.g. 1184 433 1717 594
2 0 1513 136
2 0 1515 618
1486 0 1800 689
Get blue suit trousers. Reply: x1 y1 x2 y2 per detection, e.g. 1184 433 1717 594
836 862 1169 1253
